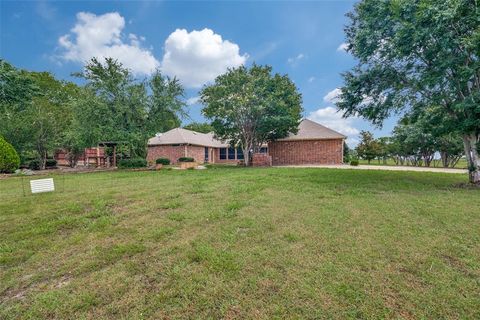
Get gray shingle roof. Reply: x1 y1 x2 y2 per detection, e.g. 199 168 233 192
148 119 345 147
276 119 346 141
147 128 229 148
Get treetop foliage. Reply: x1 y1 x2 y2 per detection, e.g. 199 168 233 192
201 64 302 165
0 58 186 168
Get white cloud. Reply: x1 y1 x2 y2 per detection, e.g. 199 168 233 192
308 76 315 83
308 106 359 147
323 88 342 104
287 53 305 65
337 42 348 52
186 96 200 105
160 28 247 88
58 12 159 75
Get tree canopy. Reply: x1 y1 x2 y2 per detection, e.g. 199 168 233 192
73 58 186 158
0 60 80 168
0 58 186 168
183 122 214 134
337 0 480 183
201 64 303 166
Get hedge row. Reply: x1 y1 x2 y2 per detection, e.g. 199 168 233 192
28 159 57 170
118 158 147 168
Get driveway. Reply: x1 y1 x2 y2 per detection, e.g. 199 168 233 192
276 164 467 174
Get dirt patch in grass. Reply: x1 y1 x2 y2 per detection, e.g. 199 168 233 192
453 182 480 189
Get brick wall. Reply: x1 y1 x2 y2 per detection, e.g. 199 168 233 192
252 153 272 167
185 145 205 163
147 145 186 164
268 139 343 165
147 145 208 164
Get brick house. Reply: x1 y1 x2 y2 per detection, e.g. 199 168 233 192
146 119 345 165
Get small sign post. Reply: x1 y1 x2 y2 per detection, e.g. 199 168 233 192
30 178 55 194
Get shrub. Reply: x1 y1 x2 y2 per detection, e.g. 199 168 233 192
0 136 20 173
28 159 41 170
178 157 195 162
156 158 170 165
45 159 57 168
350 160 359 166
118 158 147 169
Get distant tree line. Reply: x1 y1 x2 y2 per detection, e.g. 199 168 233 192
352 119 464 168
0 58 187 169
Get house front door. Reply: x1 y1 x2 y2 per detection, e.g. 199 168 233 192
204 147 209 163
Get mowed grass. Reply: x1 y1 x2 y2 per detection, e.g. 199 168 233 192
0 167 479 319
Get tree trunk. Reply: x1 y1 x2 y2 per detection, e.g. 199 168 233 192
242 137 253 167
463 134 480 184
40 150 47 170
243 145 251 166
440 151 448 168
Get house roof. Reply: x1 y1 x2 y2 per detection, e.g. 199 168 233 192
276 119 346 141
147 128 229 148
148 119 345 148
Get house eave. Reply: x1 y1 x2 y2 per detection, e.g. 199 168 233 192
273 137 346 142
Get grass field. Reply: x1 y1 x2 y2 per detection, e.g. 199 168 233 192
1 167 479 319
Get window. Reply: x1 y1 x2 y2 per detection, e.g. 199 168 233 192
260 147 268 154
219 148 227 160
236 147 244 160
228 147 236 160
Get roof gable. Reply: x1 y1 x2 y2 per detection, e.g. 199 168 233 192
148 128 228 147
277 119 346 141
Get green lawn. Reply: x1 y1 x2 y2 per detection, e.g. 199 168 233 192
1 167 479 319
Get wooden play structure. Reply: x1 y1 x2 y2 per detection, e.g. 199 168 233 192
54 141 125 168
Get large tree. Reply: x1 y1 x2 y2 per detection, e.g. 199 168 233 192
0 60 79 168
147 70 186 136
74 58 186 157
28 72 79 169
337 0 480 183
201 65 303 166
74 57 148 157
0 60 39 161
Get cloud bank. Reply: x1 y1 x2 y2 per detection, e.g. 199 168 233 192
58 12 248 87
161 28 247 88
58 12 159 75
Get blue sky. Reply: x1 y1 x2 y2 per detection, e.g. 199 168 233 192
1 0 397 146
